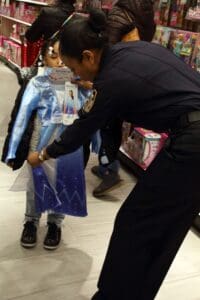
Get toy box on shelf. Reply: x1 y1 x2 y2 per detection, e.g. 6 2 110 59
186 0 200 22
191 34 200 71
154 0 172 26
168 29 199 64
0 35 21 65
169 0 188 28
120 125 168 171
154 0 190 29
153 25 174 47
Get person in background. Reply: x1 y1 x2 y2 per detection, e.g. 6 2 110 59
76 0 156 197
25 0 75 42
28 10 200 299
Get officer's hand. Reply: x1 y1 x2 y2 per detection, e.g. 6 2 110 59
27 152 42 167
71 78 93 90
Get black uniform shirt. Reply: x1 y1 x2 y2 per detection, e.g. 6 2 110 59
47 41 200 158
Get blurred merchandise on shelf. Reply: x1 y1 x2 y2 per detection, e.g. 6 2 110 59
10 23 26 41
154 0 200 31
0 1 40 23
153 25 174 47
121 126 168 170
153 26 199 66
169 0 188 28
26 39 43 66
0 35 21 65
121 122 132 145
186 0 200 21
168 29 198 63
154 0 172 26
191 34 200 70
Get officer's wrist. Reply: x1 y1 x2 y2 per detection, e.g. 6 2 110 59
38 148 50 162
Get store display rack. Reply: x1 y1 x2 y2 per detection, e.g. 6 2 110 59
16 0 48 6
0 54 21 82
0 0 48 68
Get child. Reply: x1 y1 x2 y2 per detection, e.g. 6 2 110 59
5 37 87 250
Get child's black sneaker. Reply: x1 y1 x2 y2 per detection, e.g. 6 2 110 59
20 221 37 248
43 222 61 250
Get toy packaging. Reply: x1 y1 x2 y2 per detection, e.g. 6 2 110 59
186 0 200 22
169 0 188 28
154 0 172 26
191 34 200 71
153 25 173 47
121 127 168 170
168 29 198 64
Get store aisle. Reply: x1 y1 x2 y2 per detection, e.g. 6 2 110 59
0 64 200 300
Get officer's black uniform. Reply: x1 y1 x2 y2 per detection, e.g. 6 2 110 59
46 41 200 300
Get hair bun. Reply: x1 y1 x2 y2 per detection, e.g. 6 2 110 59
88 9 107 34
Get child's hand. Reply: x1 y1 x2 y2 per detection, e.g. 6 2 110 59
27 152 42 167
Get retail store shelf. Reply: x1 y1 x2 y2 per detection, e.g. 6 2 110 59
0 14 31 26
0 54 21 82
9 36 22 44
16 0 48 5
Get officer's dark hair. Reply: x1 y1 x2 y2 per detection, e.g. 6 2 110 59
59 9 108 60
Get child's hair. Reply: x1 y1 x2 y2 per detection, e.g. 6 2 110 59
59 9 108 61
37 36 59 66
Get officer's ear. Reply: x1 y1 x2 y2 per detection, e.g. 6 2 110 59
82 50 95 65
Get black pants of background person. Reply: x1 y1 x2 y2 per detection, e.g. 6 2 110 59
91 119 123 196
92 118 200 300
98 118 123 168
83 139 91 168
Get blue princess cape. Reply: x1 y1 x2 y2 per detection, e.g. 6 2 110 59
6 67 94 217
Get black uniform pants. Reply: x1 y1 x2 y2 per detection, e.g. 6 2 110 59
93 120 200 300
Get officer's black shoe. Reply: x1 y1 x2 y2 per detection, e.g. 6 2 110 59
91 290 107 299
43 222 61 250
21 221 37 248
193 214 200 231
91 165 104 179
93 172 122 197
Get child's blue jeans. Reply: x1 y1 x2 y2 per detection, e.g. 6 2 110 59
25 191 65 227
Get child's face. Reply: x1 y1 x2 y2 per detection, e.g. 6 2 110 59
44 41 64 68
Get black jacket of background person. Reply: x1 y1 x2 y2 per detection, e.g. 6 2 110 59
25 4 74 42
46 41 200 158
1 68 37 170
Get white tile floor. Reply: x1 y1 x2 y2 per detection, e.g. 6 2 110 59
0 65 200 300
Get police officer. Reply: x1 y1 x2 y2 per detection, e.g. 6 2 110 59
28 10 200 300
